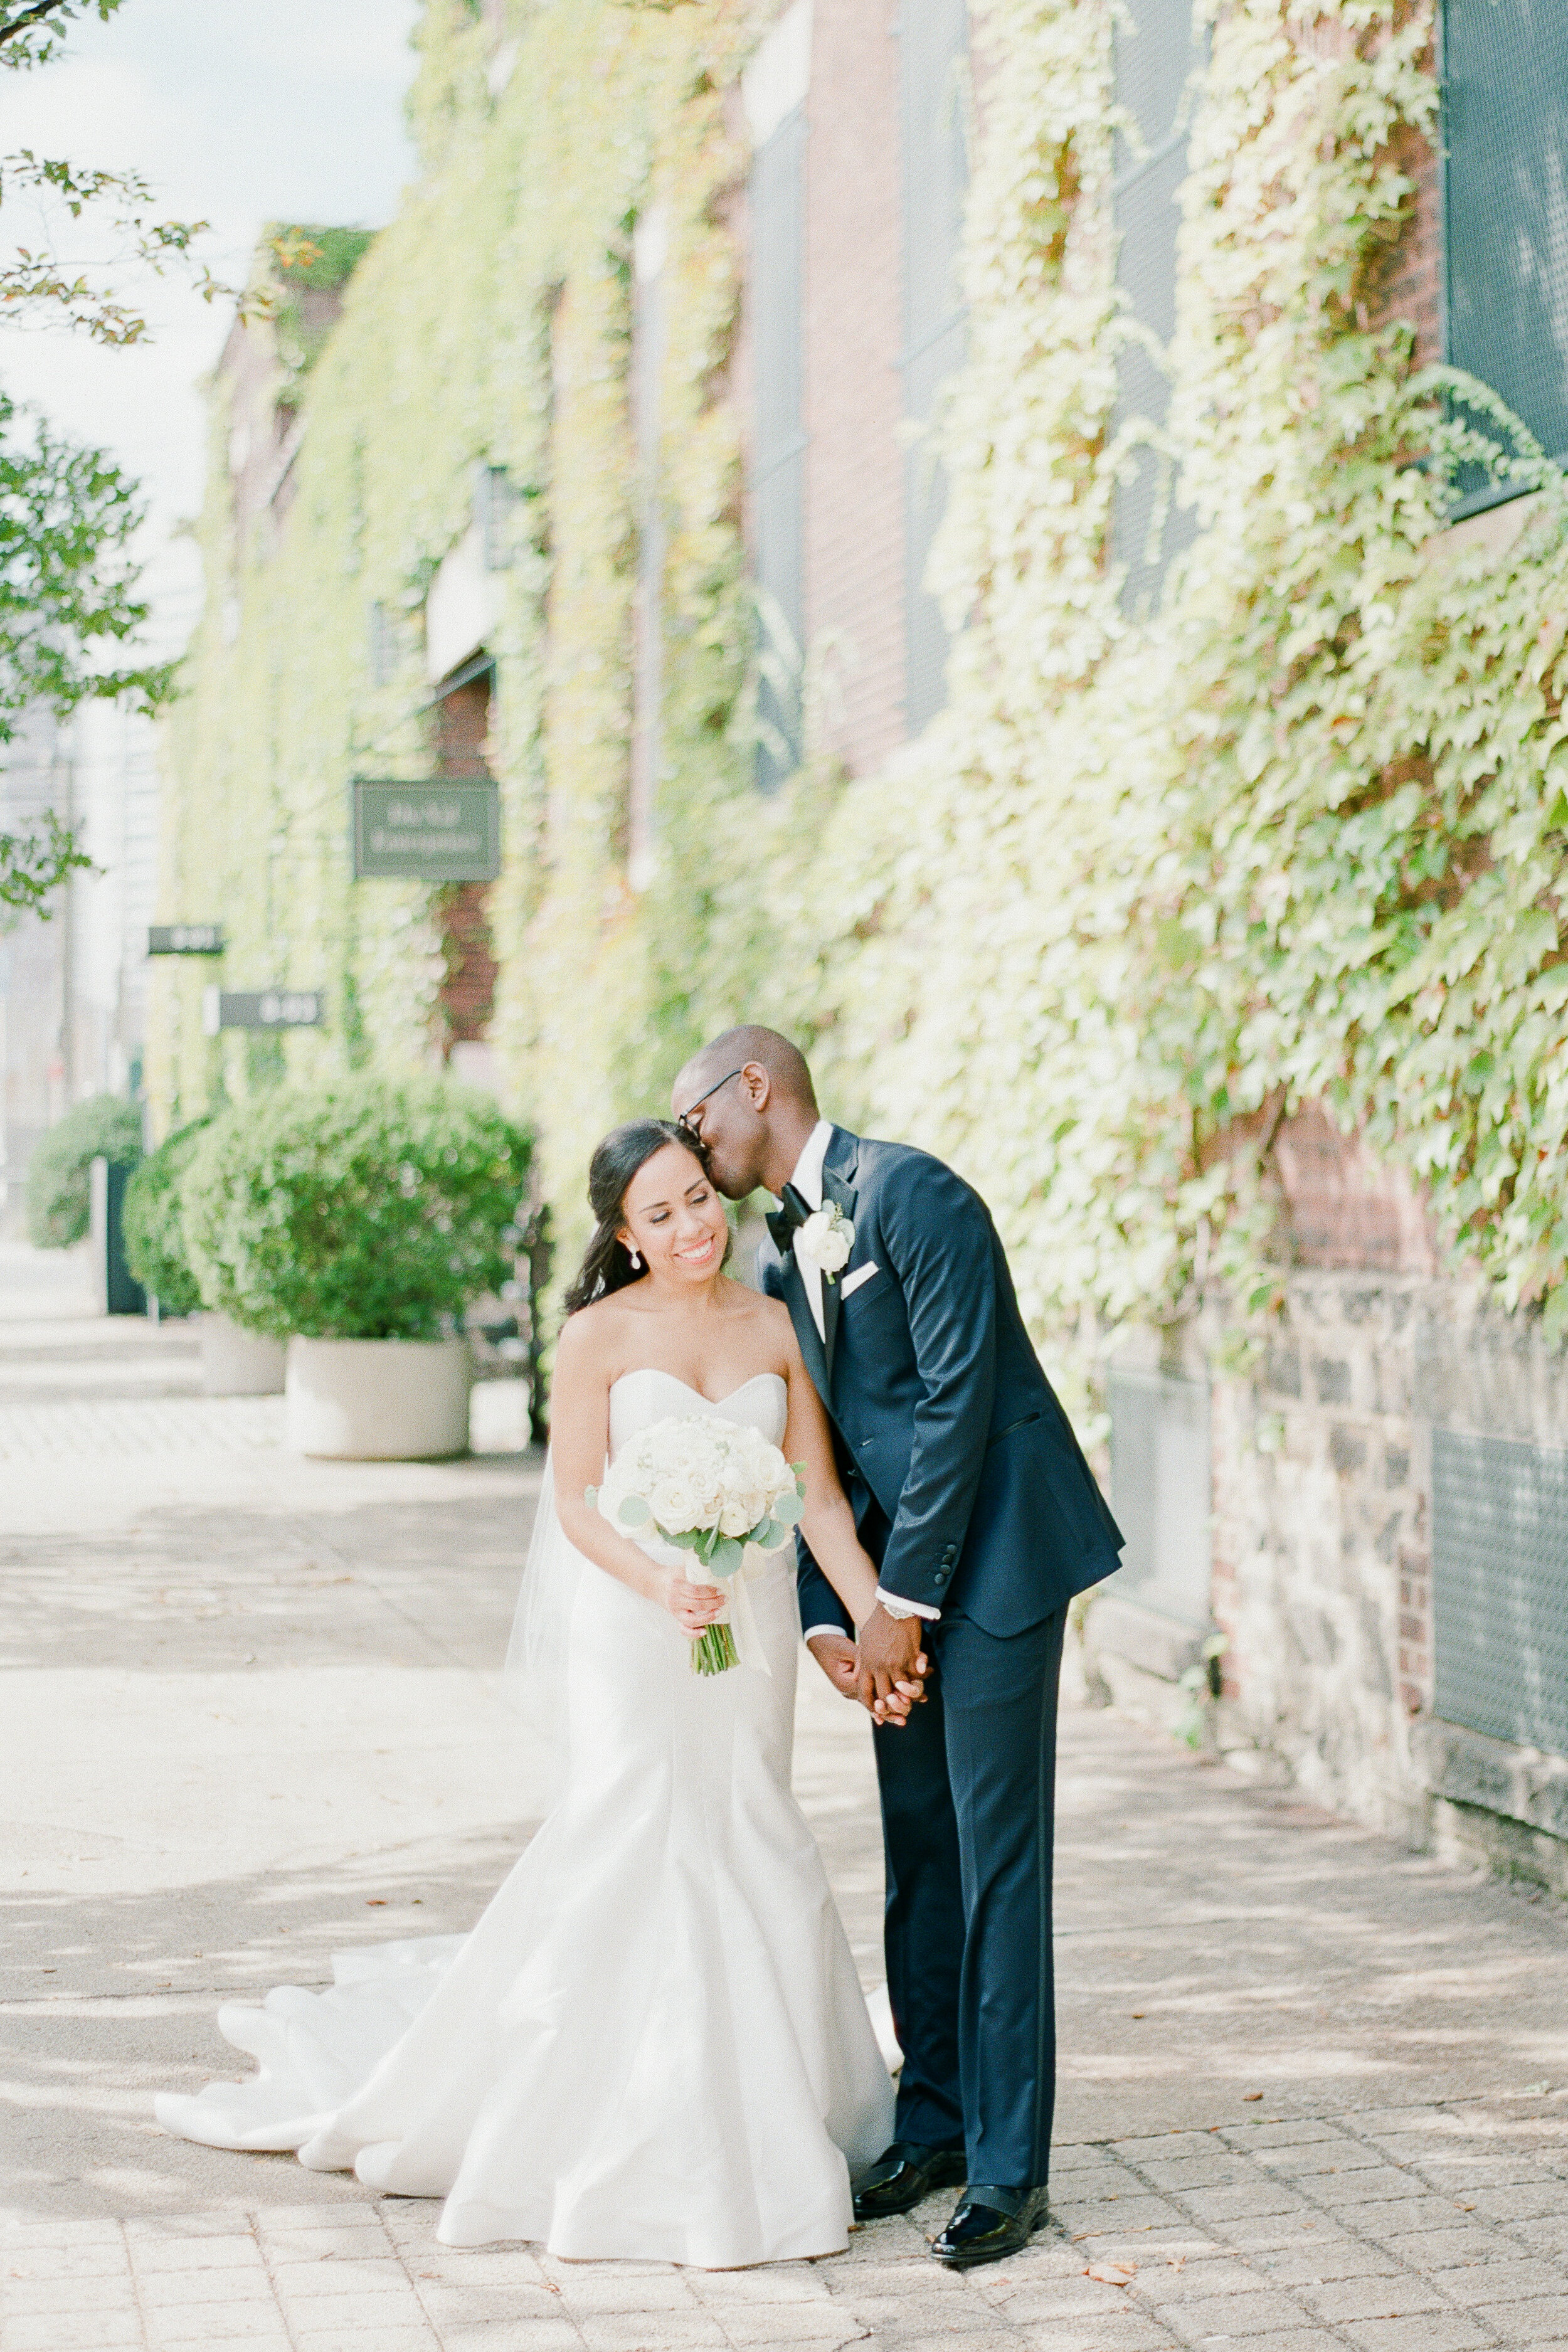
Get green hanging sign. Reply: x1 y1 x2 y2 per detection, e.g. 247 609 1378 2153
351 776 501 882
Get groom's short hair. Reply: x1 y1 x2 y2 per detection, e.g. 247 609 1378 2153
694 1025 817 1112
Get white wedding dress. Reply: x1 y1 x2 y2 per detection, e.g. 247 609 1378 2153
155 1369 895 2265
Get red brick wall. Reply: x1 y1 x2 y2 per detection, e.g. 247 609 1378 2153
1367 120 1444 365
1273 1104 1438 1278
431 672 497 1052
801 0 909 778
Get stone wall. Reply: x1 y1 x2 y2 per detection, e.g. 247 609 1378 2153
1207 1269 1433 1843
1083 1106 1568 1900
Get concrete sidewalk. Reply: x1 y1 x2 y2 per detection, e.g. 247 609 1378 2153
3 1242 1568 2352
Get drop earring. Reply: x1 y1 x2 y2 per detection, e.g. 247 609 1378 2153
628 1248 641 1269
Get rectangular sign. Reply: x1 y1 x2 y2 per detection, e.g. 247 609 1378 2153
148 923 225 956
352 776 501 882
203 987 325 1037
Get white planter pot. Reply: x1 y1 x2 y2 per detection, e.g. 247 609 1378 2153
201 1313 287 1397
285 1334 473 1461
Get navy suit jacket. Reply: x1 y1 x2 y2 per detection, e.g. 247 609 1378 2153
758 1127 1123 1640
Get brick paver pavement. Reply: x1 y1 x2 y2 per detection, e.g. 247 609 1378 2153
8 2110 1568 2351
4 1244 1568 2352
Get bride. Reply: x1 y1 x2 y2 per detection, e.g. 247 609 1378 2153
156 1117 910 2267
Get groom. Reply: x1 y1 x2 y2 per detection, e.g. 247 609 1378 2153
672 1027 1123 2267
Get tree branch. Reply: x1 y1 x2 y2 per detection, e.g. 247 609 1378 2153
0 2 124 72
0 2 75 46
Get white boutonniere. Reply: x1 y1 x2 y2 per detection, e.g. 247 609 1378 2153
795 1200 856 1280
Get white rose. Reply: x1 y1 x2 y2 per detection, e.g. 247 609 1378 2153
650 1472 703 1531
797 1205 853 1276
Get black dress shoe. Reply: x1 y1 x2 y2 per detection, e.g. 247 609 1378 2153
930 2185 1048 2267
852 2141 968 2220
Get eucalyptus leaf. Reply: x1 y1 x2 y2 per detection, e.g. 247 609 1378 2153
617 1495 652 1528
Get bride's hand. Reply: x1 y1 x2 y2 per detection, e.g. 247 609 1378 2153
662 1573 728 1636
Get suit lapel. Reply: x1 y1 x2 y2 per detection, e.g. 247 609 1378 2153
820 1130 860 1388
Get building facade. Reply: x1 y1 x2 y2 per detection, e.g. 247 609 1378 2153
1 701 160 1228
149 0 1568 1894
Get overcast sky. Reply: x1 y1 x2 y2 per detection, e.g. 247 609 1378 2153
0 0 421 655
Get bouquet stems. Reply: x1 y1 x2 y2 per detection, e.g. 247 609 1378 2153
692 1621 739 1675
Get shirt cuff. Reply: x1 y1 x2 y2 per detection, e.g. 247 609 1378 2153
802 1624 850 1646
876 1587 942 1623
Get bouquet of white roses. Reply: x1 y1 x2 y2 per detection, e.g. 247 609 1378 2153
588 1414 805 1673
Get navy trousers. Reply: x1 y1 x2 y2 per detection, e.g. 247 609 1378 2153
872 1602 1067 2192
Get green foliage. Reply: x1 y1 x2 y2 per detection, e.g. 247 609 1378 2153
181 1076 531 1341
150 0 1568 1389
25 1093 141 1249
268 225 378 384
0 2 235 346
742 0 1568 1352
0 1 123 73
0 805 90 916
0 392 169 914
0 393 169 731
121 1120 208 1316
272 225 376 295
149 0 754 1297
0 151 226 344
0 0 207 922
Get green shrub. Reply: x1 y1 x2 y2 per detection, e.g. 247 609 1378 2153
183 1076 531 1342
24 1094 142 1249
122 1120 209 1316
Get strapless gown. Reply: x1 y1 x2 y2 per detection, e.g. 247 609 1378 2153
154 1369 894 2265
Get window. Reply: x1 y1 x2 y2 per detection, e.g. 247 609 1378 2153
1433 1429 1568 1757
1110 0 1200 616
1444 0 1568 498
477 464 516 573
368 600 396 688
900 0 968 736
1108 1369 1213 1629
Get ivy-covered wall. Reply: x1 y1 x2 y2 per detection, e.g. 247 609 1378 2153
154 0 1568 1365
149 0 759 1242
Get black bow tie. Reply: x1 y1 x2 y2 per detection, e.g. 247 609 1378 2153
766 1182 814 1254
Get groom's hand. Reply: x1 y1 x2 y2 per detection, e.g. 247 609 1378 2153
856 1605 928 1719
807 1631 920 1724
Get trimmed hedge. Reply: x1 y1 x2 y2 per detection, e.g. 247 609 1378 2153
122 1120 209 1317
183 1076 531 1342
24 1095 142 1249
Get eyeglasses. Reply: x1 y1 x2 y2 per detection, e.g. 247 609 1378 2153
676 1066 744 1135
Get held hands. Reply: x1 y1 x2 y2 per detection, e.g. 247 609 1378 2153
805 1619 928 1726
854 1605 928 1722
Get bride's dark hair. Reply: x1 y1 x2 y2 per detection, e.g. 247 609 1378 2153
561 1118 719 1315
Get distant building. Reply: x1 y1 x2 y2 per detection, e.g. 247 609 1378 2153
0 701 157 1229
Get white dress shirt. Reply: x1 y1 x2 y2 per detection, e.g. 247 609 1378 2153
785 1123 941 1649
787 1118 833 1342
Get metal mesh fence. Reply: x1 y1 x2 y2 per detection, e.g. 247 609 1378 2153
1433 1426 1568 1758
